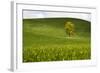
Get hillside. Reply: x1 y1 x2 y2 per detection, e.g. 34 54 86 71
23 18 91 62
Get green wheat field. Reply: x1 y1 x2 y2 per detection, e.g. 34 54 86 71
23 18 91 62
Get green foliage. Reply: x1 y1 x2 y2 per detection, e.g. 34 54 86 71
65 21 75 37
23 44 90 62
23 18 91 62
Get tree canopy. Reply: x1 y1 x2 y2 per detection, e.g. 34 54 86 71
64 21 75 37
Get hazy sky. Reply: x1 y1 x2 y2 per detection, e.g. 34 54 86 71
23 10 91 21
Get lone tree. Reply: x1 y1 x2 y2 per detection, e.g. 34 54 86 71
64 21 75 37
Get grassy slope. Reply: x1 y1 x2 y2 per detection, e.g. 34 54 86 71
23 18 91 62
